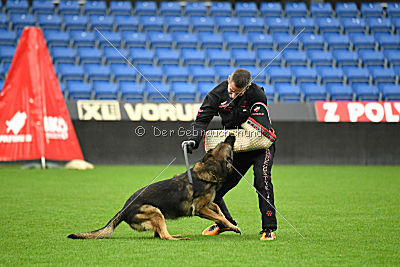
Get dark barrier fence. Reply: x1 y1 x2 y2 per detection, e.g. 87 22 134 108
73 120 400 165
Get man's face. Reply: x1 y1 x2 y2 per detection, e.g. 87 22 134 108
227 76 247 99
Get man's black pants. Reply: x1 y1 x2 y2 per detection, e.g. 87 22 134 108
214 143 277 231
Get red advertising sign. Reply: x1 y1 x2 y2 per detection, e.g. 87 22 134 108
315 101 400 122
0 27 83 161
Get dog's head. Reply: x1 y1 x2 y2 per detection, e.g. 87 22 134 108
194 134 236 183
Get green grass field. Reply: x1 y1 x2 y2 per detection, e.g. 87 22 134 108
0 164 399 266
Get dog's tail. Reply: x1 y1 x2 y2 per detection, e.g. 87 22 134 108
67 210 124 239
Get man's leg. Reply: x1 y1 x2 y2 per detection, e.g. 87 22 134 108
253 144 277 236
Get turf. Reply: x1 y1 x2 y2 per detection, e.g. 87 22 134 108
0 164 399 266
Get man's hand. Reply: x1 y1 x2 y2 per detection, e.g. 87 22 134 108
181 140 197 154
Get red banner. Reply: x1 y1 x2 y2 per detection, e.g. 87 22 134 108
0 27 83 161
315 101 400 122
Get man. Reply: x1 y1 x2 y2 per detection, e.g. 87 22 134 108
187 69 277 241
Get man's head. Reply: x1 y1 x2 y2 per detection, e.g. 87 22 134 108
227 69 252 99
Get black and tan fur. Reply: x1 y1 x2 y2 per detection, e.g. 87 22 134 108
68 135 240 240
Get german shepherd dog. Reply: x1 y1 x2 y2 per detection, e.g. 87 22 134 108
68 135 240 240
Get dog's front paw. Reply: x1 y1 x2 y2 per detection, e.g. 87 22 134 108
232 226 242 235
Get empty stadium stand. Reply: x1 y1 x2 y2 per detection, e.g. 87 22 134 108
0 0 399 102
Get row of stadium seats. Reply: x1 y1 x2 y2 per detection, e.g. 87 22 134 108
2 1 400 18
2 12 400 34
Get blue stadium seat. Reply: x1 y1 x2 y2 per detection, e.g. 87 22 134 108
231 49 256 66
276 84 301 102
145 82 170 102
336 3 358 17
310 3 333 17
185 2 207 16
58 1 81 15
349 33 376 50
44 30 70 47
51 47 76 64
190 66 216 83
111 64 137 82
89 15 114 31
268 66 292 84
366 18 392 33
160 2 182 16
258 83 275 101
240 17 264 33
103 47 128 64
122 31 146 48
283 50 307 66
246 66 267 83
137 65 163 82
353 84 380 100
257 49 282 66
340 17 366 33
114 15 138 31
172 82 197 102
387 3 400 17
290 17 316 33
235 2 258 17
379 84 400 100
77 47 102 64
292 67 318 84
210 2 232 17
10 14 35 30
66 81 92 100
109 1 133 16
84 1 106 15
274 33 300 50
375 33 400 50
285 2 307 17
37 14 62 30
326 84 353 100
181 48 206 66
163 65 189 82
174 32 198 49
135 1 157 16
361 3 383 17
63 15 88 31
58 64 85 81
93 81 118 100
325 33 351 50
0 65 5 80
223 32 248 49
248 33 274 50
317 67 344 84
215 16 240 32
165 16 189 32
214 66 236 82
70 30 96 47
0 14 9 30
198 82 216 99
308 50 333 66
316 17 341 33
0 29 17 45
266 17 290 33
0 45 16 63
301 83 327 101
198 32 223 49
190 16 214 32
359 50 385 67
96 30 122 48
384 50 400 66
370 67 396 84
206 48 231 66
300 33 325 50
260 2 282 17
333 50 359 67
155 48 179 65
343 67 370 84
119 81 144 101
148 32 173 48
140 16 164 32
84 64 111 82
6 0 29 14
32 0 55 14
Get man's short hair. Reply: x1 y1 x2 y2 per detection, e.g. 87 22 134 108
230 69 252 89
